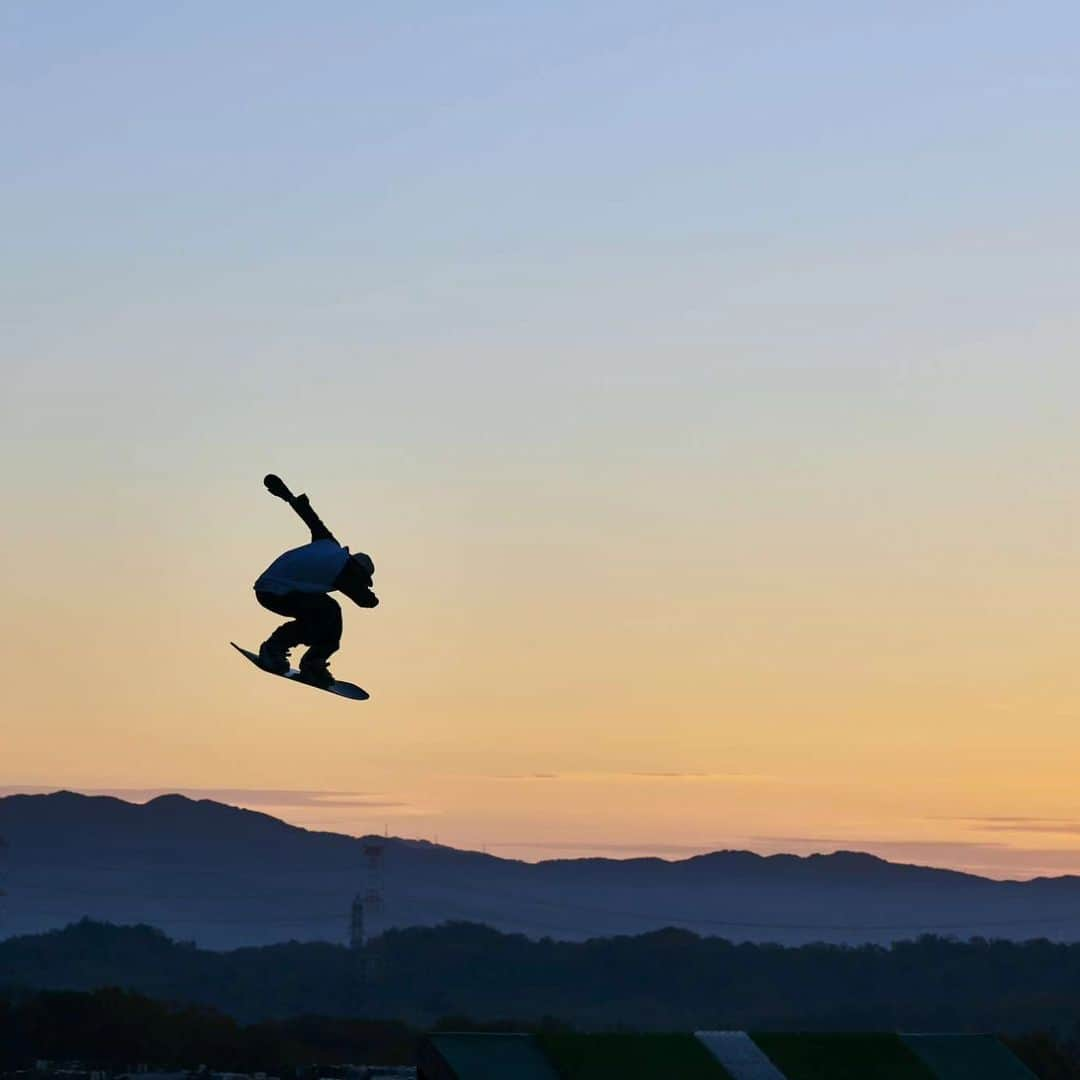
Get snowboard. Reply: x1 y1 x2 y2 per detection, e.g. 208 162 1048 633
230 642 370 701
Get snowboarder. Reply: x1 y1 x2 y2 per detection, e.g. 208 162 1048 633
253 474 378 688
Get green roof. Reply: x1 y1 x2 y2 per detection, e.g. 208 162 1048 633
420 1030 1040 1079
901 1034 1038 1079
424 1033 561 1080
750 1033 938 1080
537 1032 735 1079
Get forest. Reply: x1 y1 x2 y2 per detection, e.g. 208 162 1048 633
7 918 1080 1036
3 987 1080 1079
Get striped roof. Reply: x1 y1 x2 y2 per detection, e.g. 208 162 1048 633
417 1030 1037 1079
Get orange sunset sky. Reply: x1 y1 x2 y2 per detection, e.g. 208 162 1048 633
4 3 1080 879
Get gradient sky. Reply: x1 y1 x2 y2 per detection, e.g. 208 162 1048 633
4 2 1080 879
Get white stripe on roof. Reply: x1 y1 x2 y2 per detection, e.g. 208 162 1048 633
696 1031 787 1080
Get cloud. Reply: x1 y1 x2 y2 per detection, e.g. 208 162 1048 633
487 771 772 783
944 816 1080 836
753 835 1007 852
488 773 561 781
0 786 408 810
653 771 773 782
487 839 736 855
190 789 410 810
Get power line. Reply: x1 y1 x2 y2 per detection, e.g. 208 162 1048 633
404 881 1080 933
5 876 1080 936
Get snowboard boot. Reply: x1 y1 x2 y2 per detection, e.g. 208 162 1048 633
298 654 335 689
257 638 292 675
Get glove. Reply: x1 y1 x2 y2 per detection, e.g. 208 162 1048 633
263 474 292 500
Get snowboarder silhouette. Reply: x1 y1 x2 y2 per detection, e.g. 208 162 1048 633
253 474 378 688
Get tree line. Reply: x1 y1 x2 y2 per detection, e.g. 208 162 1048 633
1 988 1080 1079
7 918 1080 1035
0 986 414 1071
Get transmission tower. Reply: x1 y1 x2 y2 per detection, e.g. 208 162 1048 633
347 841 386 952
349 893 364 951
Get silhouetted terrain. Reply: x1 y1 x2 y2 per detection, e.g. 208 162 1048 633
3 985 1077 1078
4 792 1080 948
8 918 1080 1034
0 985 416 1069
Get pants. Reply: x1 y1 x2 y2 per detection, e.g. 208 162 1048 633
256 589 342 667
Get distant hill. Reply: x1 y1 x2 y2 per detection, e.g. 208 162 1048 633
2 791 1080 948
6 917 1080 1032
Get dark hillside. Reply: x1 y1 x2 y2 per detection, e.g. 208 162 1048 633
8 919 1080 1031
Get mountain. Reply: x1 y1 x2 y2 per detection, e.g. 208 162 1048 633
1 791 1079 949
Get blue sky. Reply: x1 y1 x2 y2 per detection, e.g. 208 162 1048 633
4 2 1080 874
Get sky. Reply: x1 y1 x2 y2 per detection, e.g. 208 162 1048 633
3 1 1080 879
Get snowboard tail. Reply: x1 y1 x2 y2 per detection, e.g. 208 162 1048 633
230 643 369 701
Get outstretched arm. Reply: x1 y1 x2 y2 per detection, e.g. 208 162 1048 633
263 474 338 544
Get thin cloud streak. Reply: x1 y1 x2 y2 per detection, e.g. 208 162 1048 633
0 786 409 810
937 816 1080 836
486 771 774 783
487 840 736 856
754 835 1008 853
980 824 1080 836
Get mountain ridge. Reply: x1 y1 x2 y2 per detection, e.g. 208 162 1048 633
1 790 1077 949
0 789 986 877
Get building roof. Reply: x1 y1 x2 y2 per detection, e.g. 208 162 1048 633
902 1034 1038 1079
420 1033 560 1080
697 1031 786 1079
748 1033 939 1079
418 1030 1036 1079
537 1032 734 1079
